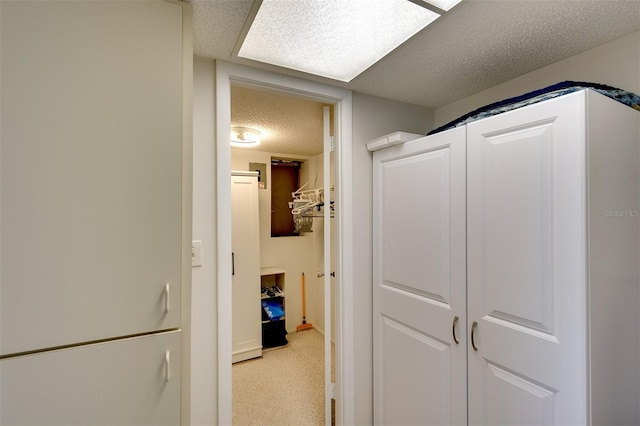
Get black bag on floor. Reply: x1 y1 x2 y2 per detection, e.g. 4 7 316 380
262 320 288 348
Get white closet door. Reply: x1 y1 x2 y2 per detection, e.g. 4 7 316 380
467 92 587 425
231 173 262 363
373 127 467 425
0 331 181 426
0 1 184 355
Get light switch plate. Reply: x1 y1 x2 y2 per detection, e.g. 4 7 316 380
192 240 202 267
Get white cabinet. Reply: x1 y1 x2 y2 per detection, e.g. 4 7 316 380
232 172 262 363
0 1 190 424
0 0 186 356
0 331 181 426
373 90 640 425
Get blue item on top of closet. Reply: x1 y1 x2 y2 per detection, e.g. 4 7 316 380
428 81 640 135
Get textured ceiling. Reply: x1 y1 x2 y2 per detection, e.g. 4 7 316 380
231 84 329 156
189 0 640 154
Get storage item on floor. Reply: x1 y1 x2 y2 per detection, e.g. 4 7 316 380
262 320 288 349
232 171 262 364
371 88 639 425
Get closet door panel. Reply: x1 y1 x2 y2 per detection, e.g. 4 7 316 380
472 118 555 333
373 127 467 425
484 363 555 425
467 92 588 425
382 146 451 297
380 316 452 426
0 0 184 356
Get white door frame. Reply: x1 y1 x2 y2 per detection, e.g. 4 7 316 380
215 61 354 425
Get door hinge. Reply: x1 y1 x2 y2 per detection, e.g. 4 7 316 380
326 136 335 152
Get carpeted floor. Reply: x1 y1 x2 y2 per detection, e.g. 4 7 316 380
232 329 328 426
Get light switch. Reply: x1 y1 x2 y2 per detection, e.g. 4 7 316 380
192 240 202 267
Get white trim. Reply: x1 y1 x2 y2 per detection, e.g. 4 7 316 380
215 61 355 426
215 61 233 426
231 170 259 177
177 3 193 426
323 105 332 425
334 93 355 426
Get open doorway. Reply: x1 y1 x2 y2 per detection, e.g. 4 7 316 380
215 62 353 426
229 83 336 425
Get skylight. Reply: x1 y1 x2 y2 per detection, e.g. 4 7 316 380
237 0 461 82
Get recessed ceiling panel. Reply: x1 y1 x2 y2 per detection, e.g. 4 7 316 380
238 0 440 82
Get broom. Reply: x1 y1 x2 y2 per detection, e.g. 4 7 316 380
296 272 313 331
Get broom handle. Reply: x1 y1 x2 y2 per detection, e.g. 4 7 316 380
301 272 307 319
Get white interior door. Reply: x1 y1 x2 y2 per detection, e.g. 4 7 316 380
372 127 467 425
466 93 587 425
323 106 334 425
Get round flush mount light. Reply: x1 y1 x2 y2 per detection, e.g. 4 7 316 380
230 126 261 147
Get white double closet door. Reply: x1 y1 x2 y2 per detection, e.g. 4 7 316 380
373 91 639 425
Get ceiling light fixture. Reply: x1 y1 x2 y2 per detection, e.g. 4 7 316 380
236 0 463 82
230 127 261 147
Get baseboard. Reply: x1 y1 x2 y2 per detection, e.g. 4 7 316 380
232 346 262 363
310 325 336 346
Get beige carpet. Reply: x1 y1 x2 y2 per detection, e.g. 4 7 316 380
232 329 328 426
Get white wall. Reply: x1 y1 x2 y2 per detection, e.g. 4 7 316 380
435 30 640 127
191 55 217 425
350 93 433 425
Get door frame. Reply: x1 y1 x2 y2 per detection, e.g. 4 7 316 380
215 61 354 425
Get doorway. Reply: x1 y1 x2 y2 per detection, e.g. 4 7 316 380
215 62 354 426
230 84 335 425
